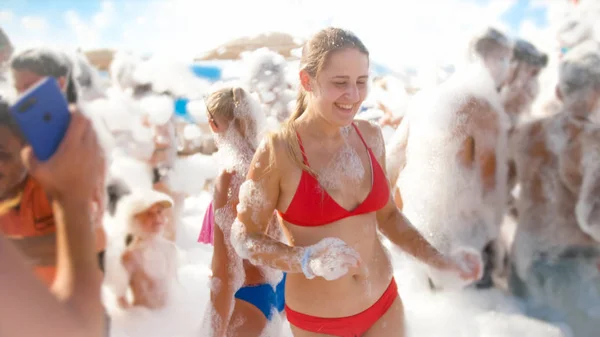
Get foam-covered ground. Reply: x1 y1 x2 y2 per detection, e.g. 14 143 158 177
104 192 569 337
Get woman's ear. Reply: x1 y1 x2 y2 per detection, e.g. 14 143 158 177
300 70 312 92
209 118 219 133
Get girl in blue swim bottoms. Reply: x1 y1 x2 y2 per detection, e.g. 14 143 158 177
198 87 286 336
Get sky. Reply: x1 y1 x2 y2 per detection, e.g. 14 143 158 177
0 0 569 72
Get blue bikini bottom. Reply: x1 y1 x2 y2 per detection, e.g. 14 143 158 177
234 273 286 321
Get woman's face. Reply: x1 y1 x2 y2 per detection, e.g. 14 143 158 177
307 48 370 127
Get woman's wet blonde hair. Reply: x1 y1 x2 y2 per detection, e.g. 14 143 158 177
276 27 369 176
205 87 259 150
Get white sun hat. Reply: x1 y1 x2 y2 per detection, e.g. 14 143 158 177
126 188 173 216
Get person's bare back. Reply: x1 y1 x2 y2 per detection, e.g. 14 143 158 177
394 62 510 289
398 72 508 254
510 114 598 279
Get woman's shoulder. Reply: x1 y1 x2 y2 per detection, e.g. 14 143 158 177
254 130 293 167
353 119 385 158
353 119 382 140
265 129 291 153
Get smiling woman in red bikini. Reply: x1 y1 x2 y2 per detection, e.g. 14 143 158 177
229 27 480 337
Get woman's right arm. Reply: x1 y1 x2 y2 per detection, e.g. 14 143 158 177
230 138 305 273
208 172 244 337
232 138 361 281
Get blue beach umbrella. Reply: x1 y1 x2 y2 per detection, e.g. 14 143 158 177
190 64 222 81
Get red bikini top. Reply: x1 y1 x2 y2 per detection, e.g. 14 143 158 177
278 123 389 227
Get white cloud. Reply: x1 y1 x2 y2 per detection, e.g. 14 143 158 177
20 16 48 32
519 19 554 52
0 10 14 24
135 16 147 25
530 0 553 10
92 1 116 29
65 10 101 49
58 1 116 51
2 0 554 75
106 0 525 71
314 0 519 70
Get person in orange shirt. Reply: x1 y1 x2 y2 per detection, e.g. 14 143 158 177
0 104 105 337
7 48 107 277
0 98 60 287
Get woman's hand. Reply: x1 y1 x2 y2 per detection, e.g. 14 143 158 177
301 237 361 281
441 248 483 282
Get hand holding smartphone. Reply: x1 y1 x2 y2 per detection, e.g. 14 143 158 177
10 77 71 161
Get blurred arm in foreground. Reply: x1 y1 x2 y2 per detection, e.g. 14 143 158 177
0 108 105 337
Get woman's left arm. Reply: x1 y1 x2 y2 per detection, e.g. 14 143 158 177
355 121 473 278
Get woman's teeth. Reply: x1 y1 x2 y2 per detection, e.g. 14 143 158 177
336 103 353 110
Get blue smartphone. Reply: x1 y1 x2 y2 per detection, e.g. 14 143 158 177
10 77 71 161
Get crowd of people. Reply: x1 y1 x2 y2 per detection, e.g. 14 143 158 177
1 1 600 336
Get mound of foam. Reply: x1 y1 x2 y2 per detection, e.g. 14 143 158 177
186 99 209 125
168 154 219 195
241 48 287 94
397 64 508 256
132 57 210 99
68 51 108 100
108 155 153 190
138 95 174 126
388 244 568 337
102 191 571 337
110 52 143 92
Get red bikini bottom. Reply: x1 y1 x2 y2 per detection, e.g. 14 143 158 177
285 278 398 337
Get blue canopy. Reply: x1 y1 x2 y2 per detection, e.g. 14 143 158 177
190 64 222 81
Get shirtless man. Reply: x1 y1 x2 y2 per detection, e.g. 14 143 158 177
499 39 548 274
117 189 177 310
0 98 58 286
9 48 108 260
389 27 512 289
509 40 600 337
